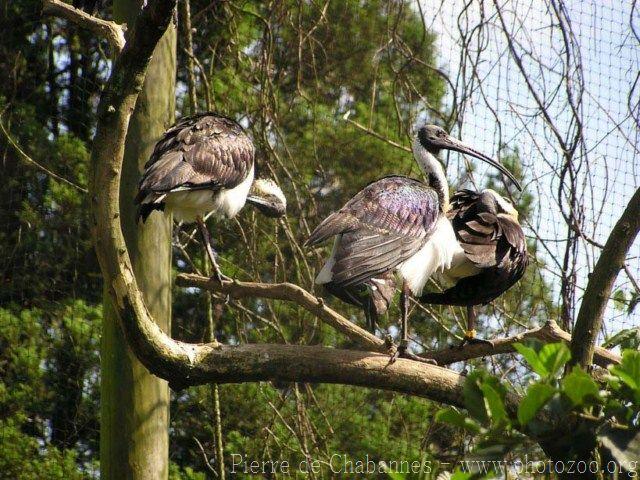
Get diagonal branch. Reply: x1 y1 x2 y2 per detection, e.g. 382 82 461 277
42 0 126 53
175 273 385 351
342 112 412 153
570 187 640 368
0 117 88 193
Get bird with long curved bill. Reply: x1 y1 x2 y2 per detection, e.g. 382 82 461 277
306 125 522 361
135 113 287 281
420 188 528 347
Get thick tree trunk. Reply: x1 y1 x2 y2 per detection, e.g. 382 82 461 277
99 2 176 479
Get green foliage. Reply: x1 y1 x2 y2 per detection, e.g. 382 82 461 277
517 384 555 426
0 419 90 480
603 327 640 350
169 463 206 480
437 343 640 464
0 303 101 476
435 408 481 434
561 368 600 406
513 341 571 379
609 350 640 404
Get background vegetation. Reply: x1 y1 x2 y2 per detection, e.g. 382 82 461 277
1 0 638 478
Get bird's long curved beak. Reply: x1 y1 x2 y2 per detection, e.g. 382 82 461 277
442 136 523 191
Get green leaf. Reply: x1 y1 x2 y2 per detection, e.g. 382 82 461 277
450 471 475 480
561 367 600 406
463 373 490 424
610 350 640 393
384 468 406 480
435 408 481 433
613 289 628 311
479 382 507 425
538 343 571 377
518 383 556 426
514 343 548 377
603 327 640 350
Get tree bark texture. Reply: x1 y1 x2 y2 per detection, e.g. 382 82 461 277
99 2 176 479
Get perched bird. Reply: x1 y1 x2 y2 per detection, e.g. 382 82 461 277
306 125 521 359
420 188 528 346
135 113 287 280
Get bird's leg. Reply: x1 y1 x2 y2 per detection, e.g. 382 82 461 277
399 281 410 355
389 282 411 363
364 296 378 334
383 282 436 366
196 215 229 285
458 305 494 348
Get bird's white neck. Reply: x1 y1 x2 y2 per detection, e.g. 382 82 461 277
412 139 450 212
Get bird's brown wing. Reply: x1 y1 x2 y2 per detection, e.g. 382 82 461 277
136 113 254 203
450 189 502 268
420 189 528 306
307 176 440 287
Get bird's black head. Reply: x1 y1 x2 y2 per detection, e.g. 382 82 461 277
414 124 523 191
417 124 450 154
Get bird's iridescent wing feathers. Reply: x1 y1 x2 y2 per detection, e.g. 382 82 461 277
308 176 440 286
421 189 528 306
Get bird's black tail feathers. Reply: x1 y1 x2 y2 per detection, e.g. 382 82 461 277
136 201 165 223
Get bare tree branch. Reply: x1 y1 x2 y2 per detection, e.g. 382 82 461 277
42 0 126 53
342 112 412 153
570 187 640 367
177 274 621 368
178 0 198 114
426 320 620 368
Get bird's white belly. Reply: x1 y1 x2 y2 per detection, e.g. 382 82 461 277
165 166 255 222
435 250 480 287
398 216 460 296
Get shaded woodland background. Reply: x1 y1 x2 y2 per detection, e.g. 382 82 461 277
1 0 639 478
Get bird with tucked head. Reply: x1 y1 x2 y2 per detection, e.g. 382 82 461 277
421 187 527 347
135 112 286 281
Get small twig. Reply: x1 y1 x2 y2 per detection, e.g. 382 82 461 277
178 0 198 114
42 0 126 53
575 413 629 431
0 117 88 193
192 436 218 477
342 112 412 153
182 48 212 111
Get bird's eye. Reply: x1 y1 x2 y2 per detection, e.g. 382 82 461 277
436 128 447 137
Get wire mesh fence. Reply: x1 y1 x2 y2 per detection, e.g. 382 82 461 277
422 0 640 338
